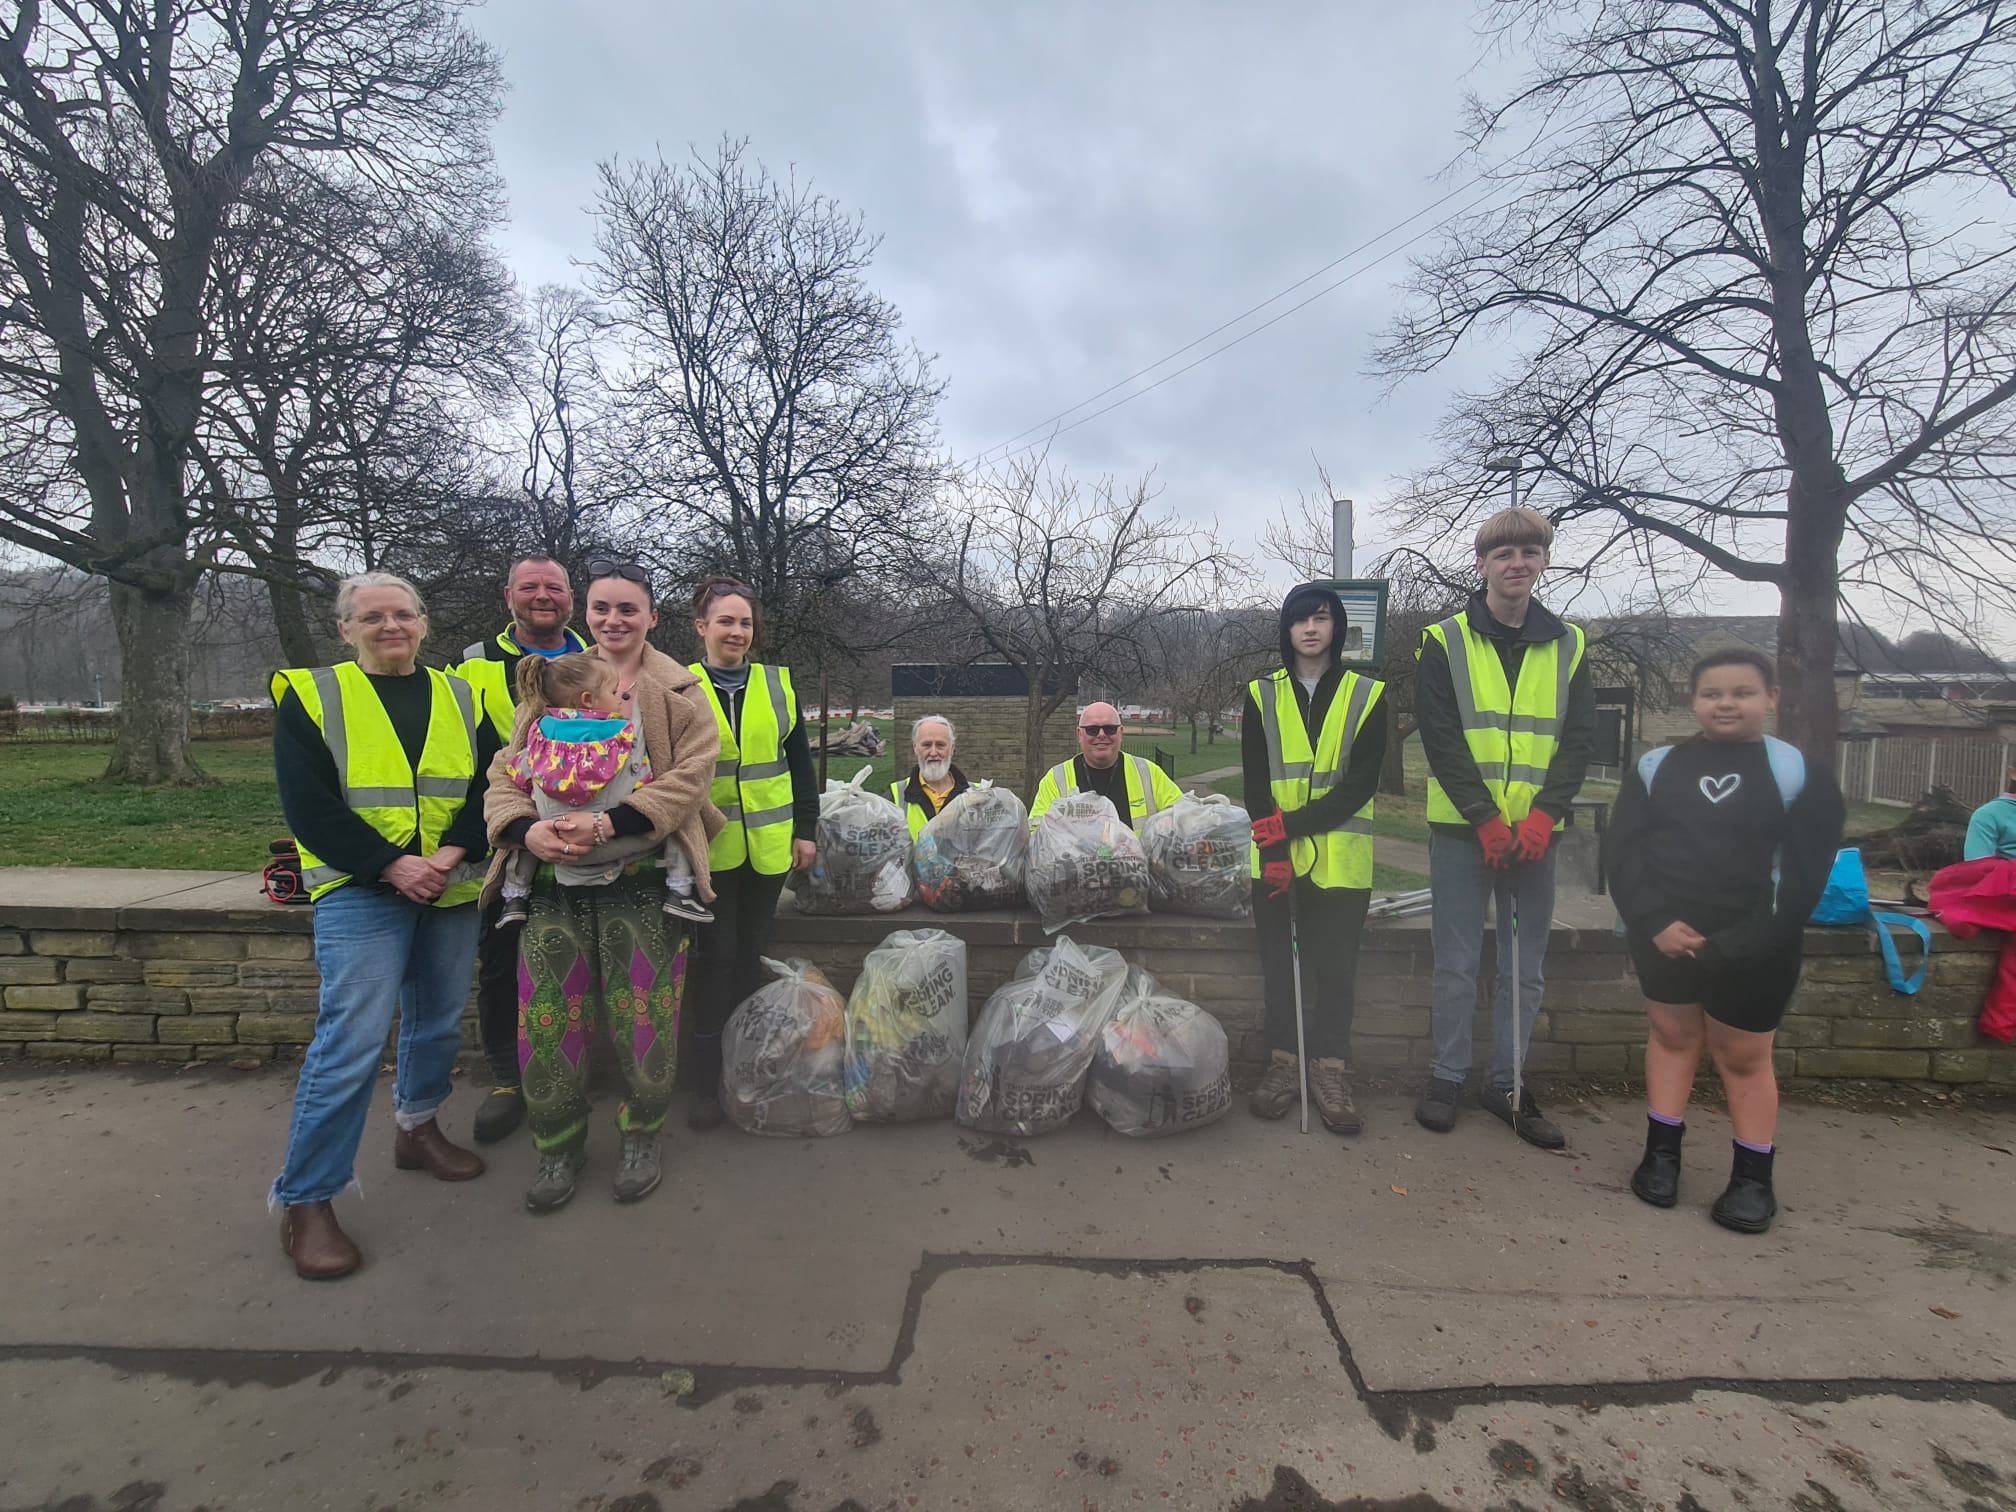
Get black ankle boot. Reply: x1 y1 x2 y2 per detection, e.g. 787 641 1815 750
1711 1141 1777 1234
1630 1116 1684 1208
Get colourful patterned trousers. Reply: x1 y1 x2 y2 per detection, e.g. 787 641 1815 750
517 869 690 1155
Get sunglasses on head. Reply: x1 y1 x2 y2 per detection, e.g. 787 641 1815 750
585 558 651 591
1079 723 1120 737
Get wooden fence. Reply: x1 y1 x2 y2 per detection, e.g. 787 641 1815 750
1841 732 2011 807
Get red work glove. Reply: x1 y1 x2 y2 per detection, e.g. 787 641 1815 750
1514 809 1555 864
1476 816 1515 869
1262 861 1294 899
1251 811 1287 849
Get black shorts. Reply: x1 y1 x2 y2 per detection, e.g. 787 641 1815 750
1625 931 1803 1034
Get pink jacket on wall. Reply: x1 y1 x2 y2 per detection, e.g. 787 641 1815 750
1929 858 2016 1043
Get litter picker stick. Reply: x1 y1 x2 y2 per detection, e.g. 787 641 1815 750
1290 884 1310 1135
1508 883 1524 1123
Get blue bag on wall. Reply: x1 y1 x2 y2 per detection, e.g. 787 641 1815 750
1810 847 1931 995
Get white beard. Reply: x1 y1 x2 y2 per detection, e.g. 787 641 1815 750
919 756 951 783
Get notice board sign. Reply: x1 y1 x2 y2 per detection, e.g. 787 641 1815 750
1312 579 1389 670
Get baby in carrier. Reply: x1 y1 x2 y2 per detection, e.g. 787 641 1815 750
498 652 712 925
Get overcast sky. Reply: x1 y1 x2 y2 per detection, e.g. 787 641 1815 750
466 1 1810 625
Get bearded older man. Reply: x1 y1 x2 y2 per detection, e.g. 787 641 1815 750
890 714 973 837
1028 700 1183 831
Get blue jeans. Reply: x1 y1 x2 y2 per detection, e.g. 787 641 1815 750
270 885 480 1206
1427 834 1555 1091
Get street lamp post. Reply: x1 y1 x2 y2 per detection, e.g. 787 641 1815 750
1483 453 1524 513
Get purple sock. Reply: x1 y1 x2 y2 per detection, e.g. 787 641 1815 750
1735 1136 1774 1155
1648 1108 1685 1127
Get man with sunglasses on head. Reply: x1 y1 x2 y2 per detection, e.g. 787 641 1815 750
1028 701 1184 831
454 554 593 1146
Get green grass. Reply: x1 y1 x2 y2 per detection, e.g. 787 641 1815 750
0 739 285 870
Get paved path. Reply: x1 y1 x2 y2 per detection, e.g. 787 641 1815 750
3 1064 2012 1509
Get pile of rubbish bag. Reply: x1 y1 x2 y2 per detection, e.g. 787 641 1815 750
956 936 1128 1136
793 767 914 915
844 928 969 1122
912 781 1028 911
1140 792 1252 919
721 958 853 1138
1027 792 1151 932
1086 967 1233 1137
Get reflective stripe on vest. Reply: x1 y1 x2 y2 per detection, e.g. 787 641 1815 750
455 627 592 743
271 663 484 905
1041 754 1163 826
690 663 798 874
1248 669 1381 889
1422 615 1585 826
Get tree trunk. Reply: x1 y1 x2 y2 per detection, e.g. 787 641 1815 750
1189 715 1198 754
1774 471 1848 766
1379 711 1411 797
1022 679 1045 802
103 579 206 786
265 509 322 668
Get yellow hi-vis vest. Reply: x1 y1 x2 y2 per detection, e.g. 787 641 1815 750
1028 753 1181 829
1421 614 1586 828
890 780 935 840
690 662 798 875
455 626 592 742
1247 669 1382 889
270 663 485 905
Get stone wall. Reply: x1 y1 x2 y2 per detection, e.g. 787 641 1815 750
890 696 1077 799
4 894 2012 1085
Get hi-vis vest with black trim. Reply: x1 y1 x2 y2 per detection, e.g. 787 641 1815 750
1248 669 1382 889
890 780 938 839
1028 753 1180 830
690 663 798 875
1421 614 1586 828
270 663 485 905
455 626 593 743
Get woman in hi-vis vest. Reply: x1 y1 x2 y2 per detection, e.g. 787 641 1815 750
683 576 821 1130
269 572 499 1280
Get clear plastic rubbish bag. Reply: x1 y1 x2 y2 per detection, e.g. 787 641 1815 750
721 957 852 1137
956 936 1128 1136
1141 792 1252 919
793 766 915 915
1087 967 1233 1138
844 928 969 1122
1027 792 1150 933
913 780 1028 912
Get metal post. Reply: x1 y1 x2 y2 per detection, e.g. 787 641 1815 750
1331 497 1354 579
819 668 831 785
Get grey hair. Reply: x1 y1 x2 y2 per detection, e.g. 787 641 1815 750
911 713 956 745
335 571 427 624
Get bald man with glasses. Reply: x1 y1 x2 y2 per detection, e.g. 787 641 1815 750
1028 701 1184 831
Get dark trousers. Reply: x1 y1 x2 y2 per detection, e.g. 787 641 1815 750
1252 878 1371 1062
474 894 523 1087
688 864 790 1095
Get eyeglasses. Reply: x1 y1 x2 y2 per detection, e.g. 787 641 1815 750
1078 724 1120 737
585 558 652 591
353 609 422 628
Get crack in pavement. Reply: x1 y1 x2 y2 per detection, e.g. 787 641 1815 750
5 1250 2013 1443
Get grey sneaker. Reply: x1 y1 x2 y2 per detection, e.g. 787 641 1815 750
524 1149 584 1213
1480 1084 1566 1150
612 1130 663 1203
497 894 530 927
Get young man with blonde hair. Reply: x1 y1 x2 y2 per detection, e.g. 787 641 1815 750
1414 507 1594 1148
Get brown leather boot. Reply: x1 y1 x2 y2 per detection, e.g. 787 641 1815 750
1248 1050 1300 1120
393 1119 486 1182
1309 1058 1361 1135
280 1201 361 1280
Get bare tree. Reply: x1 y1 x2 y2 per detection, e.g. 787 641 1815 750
0 0 503 782
920 457 1240 798
1377 0 2016 764
1148 609 1275 755
502 284 624 566
589 138 946 661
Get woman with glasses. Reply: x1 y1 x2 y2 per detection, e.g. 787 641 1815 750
683 575 822 1130
269 572 499 1279
483 559 722 1211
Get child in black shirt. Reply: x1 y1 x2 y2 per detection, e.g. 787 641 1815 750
1607 649 1845 1234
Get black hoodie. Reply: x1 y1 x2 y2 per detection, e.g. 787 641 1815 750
1241 581 1389 865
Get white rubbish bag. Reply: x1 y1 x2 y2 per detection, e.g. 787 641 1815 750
1087 967 1233 1138
844 928 969 1122
721 957 852 1137
956 936 1129 1136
